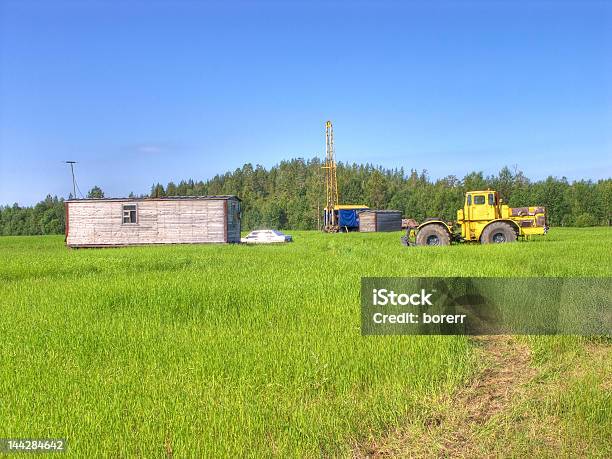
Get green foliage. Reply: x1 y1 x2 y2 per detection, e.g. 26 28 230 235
0 195 65 236
154 159 611 230
574 213 597 227
1 160 610 235
150 183 166 198
86 186 105 199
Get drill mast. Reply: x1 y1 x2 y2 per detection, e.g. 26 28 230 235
323 120 339 229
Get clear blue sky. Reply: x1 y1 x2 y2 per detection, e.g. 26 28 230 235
1 0 610 205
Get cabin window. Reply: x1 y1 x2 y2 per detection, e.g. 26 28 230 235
122 204 137 224
473 195 486 205
488 193 495 205
467 195 472 205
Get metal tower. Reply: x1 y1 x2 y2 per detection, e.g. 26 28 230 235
322 120 339 230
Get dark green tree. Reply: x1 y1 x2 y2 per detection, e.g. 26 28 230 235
87 186 105 199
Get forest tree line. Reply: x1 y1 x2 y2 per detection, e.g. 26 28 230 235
1 158 610 235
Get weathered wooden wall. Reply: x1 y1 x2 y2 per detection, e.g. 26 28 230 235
359 212 377 232
67 198 240 247
359 211 402 232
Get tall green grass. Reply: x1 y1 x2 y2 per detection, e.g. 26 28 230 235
0 227 609 456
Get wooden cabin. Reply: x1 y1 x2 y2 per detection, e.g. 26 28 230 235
65 196 241 247
358 210 402 232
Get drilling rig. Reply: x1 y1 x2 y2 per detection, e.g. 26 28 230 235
321 121 368 232
322 121 339 231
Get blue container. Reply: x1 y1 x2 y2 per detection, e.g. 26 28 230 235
338 209 362 228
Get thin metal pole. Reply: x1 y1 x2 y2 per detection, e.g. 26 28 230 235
65 161 77 199
70 163 76 198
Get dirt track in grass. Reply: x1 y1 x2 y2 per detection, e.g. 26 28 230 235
357 336 535 458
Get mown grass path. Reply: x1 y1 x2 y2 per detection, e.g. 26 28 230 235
357 333 611 458
358 336 536 457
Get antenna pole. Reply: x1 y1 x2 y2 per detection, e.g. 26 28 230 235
65 161 77 199
70 163 76 198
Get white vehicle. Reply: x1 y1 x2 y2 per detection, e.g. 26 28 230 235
240 229 293 244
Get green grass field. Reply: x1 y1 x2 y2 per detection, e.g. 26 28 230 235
0 228 610 457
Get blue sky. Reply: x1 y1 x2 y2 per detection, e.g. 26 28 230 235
0 0 610 205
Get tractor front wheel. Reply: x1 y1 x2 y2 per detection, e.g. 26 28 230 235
415 224 451 246
480 222 517 244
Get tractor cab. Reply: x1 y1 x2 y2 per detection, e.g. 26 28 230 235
460 190 501 223
458 190 508 241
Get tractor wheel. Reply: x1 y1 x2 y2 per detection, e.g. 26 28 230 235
481 222 517 244
415 224 451 246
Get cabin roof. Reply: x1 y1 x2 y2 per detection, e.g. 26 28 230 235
66 195 241 203
358 209 402 214
333 204 369 210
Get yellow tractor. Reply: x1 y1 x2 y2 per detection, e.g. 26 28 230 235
403 190 548 246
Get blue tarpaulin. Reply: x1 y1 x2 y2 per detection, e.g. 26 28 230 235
338 209 360 228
